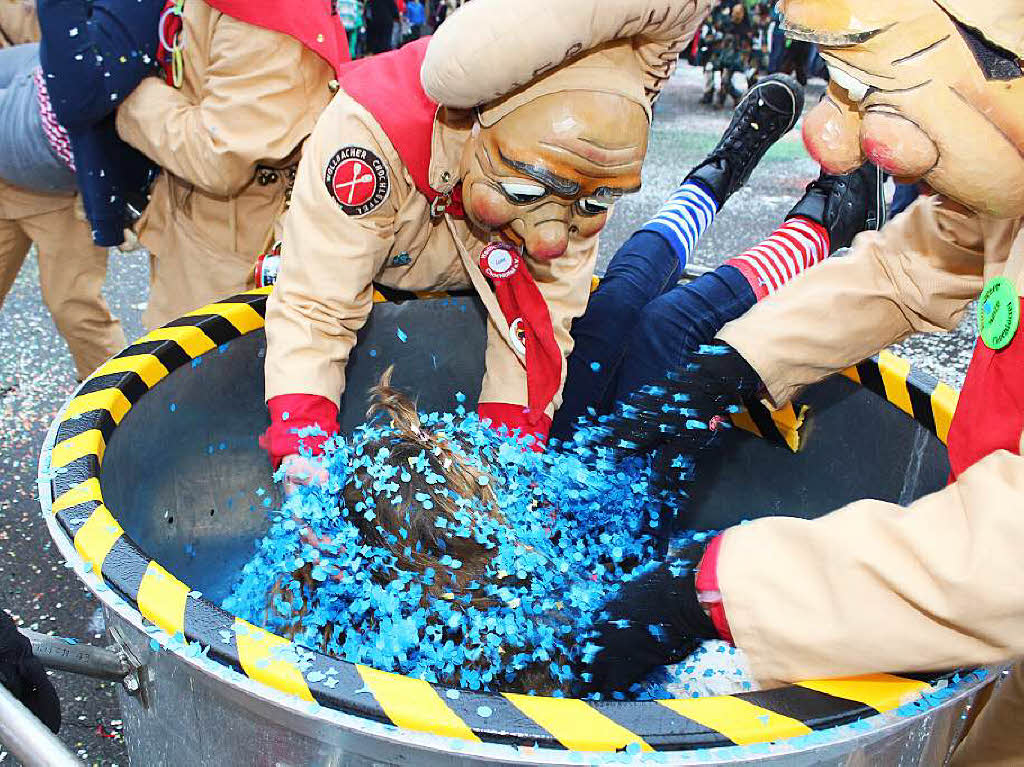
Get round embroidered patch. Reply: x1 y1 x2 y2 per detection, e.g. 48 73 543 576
479 242 521 280
325 146 390 216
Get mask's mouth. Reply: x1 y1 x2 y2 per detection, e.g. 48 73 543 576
497 227 526 253
826 64 871 102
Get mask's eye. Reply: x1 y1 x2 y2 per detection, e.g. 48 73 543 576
576 197 611 216
499 181 547 204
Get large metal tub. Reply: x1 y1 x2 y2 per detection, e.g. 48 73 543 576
38 289 991 765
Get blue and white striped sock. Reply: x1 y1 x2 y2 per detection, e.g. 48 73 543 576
640 181 719 268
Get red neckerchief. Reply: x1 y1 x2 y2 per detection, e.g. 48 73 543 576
479 243 562 425
205 0 350 75
946 299 1024 479
338 38 457 212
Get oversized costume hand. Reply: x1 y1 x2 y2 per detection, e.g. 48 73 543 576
594 344 764 461
581 542 718 696
0 611 60 733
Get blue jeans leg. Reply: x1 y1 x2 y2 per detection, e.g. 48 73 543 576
890 182 920 218
552 230 682 440
613 264 757 402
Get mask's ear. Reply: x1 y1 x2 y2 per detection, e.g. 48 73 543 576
955 20 1024 81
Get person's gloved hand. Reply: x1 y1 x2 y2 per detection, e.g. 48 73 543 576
593 343 764 460
0 611 61 733
580 543 719 697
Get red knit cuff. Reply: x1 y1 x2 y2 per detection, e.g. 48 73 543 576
696 534 734 644
723 257 770 301
477 402 550 452
260 394 340 468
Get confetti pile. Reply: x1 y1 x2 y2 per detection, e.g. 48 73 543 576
225 394 683 696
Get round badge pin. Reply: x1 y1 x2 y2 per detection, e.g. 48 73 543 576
480 243 521 280
978 276 1020 350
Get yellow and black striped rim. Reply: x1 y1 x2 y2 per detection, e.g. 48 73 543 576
45 288 962 753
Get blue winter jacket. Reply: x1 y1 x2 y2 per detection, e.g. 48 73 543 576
37 0 163 246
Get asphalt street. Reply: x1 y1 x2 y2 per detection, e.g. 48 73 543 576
0 64 976 765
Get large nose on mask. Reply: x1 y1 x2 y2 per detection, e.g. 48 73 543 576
804 77 939 180
803 82 866 173
520 209 571 261
860 112 938 179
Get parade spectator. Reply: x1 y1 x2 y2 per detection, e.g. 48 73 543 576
338 0 365 59
699 1 732 105
114 0 348 331
404 0 424 42
766 1 786 73
366 0 397 53
747 3 771 84
391 0 405 49
699 2 764 108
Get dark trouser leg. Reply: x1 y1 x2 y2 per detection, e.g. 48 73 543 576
613 264 756 403
552 231 682 440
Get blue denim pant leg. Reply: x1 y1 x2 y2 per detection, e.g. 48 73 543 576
612 264 757 402
0 44 77 193
890 182 920 218
552 230 682 440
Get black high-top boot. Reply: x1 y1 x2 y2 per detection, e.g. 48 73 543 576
787 162 886 252
684 74 805 208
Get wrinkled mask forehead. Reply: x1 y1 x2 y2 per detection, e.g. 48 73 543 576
482 91 649 198
782 0 1024 217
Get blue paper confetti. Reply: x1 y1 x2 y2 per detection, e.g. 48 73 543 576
224 395 716 697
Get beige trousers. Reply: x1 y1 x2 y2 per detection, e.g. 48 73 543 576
0 192 125 379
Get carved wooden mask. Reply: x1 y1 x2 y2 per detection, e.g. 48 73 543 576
783 0 1024 217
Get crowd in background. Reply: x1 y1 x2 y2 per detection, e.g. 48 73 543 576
688 0 826 108
338 0 466 57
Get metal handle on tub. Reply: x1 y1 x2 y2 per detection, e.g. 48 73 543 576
20 629 131 682
21 627 151 707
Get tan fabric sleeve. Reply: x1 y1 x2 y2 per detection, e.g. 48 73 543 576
115 17 327 198
479 237 599 416
719 447 1024 682
717 196 986 406
263 99 400 405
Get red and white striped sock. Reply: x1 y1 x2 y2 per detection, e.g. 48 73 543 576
725 217 831 300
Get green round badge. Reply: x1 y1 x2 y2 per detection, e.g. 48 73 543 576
978 276 1020 350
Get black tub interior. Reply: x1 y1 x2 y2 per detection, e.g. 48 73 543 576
99 296 950 603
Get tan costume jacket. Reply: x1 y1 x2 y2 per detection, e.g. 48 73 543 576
115 0 334 328
264 91 600 418
716 196 1023 763
0 0 38 45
